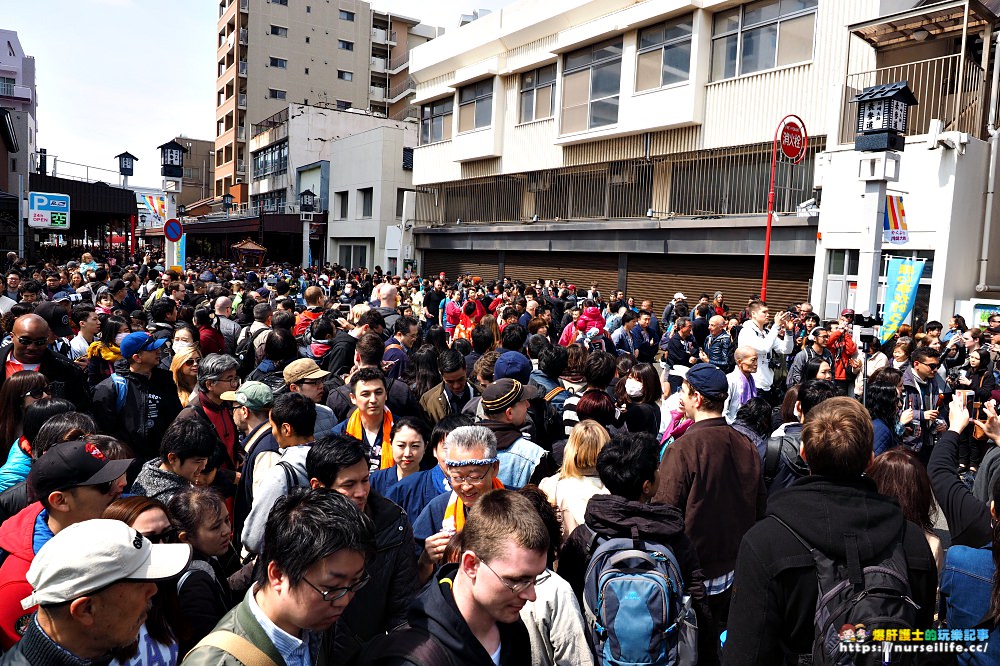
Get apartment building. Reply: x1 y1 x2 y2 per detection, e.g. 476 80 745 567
0 29 35 206
173 136 216 208
407 0 1000 322
213 0 436 200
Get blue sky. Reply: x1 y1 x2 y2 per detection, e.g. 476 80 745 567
4 0 510 189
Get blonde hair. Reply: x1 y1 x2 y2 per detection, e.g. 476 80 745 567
170 347 201 407
562 420 610 479
349 303 371 324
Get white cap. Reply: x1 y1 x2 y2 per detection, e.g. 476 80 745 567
673 292 686 301
22 519 191 609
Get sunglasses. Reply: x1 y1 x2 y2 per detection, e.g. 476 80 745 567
919 361 941 370
141 528 178 544
22 386 49 399
16 336 48 347
183 358 201 367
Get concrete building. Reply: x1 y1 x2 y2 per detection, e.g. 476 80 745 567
174 136 216 208
0 29 36 251
406 0 1000 322
213 0 438 200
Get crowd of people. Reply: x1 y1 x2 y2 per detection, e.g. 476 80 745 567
0 247 999 665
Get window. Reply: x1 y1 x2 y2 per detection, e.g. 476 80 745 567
305 36 310 44
337 70 353 81
359 188 373 218
711 0 817 81
561 38 623 133
272 0 288 5
636 15 693 91
458 79 493 132
268 88 287 99
420 98 453 144
396 189 413 217
304 67 309 75
306 5 311 12
269 57 287 69
339 244 367 269
336 100 351 110
270 25 288 37
339 9 355 21
251 141 289 179
254 190 287 213
519 65 556 123
338 39 354 51
336 191 348 219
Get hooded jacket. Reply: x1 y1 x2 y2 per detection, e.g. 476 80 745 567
130 458 189 503
364 563 532 666
92 365 183 463
900 364 946 451
0 503 48 649
478 420 549 490
724 476 938 665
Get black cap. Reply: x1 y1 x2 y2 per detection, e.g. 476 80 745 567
34 301 72 337
28 440 133 500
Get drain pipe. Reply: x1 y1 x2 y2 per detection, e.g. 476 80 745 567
977 30 1000 292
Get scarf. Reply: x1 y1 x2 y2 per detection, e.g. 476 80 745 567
442 477 505 533
87 340 121 361
737 371 756 405
346 407 394 469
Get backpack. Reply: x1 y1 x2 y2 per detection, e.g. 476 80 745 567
770 515 920 665
540 385 571 443
582 526 698 666
762 433 808 494
110 373 128 412
362 628 455 666
235 327 269 378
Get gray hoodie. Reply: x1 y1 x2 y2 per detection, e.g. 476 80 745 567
240 444 311 555
131 458 189 504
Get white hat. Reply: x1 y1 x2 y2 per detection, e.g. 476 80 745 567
22 519 191 609
673 292 687 301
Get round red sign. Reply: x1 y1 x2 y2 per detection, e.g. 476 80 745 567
780 121 806 161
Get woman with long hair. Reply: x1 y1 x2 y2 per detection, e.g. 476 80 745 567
614 363 663 435
943 313 969 344
170 346 202 408
104 496 187 666
68 271 85 290
864 367 913 456
479 314 501 351
801 356 834 384
407 344 441 401
194 307 224 356
560 344 588 394
539 419 610 539
867 449 943 571
953 348 997 472
85 314 130 387
0 372 48 459
425 324 449 355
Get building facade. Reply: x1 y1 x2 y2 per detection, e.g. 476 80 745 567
174 136 216 209
213 0 437 200
406 0 1000 321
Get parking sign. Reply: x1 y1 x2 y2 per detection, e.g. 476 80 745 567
28 192 71 230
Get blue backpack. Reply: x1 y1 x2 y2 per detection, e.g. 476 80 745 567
582 526 698 666
110 373 128 412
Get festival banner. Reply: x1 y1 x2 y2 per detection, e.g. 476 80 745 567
879 257 925 343
883 195 909 244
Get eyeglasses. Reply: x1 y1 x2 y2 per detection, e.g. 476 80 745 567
297 379 324 386
302 571 370 603
213 376 241 387
477 557 550 595
22 386 49 399
447 470 489 486
142 528 178 544
16 336 48 347
918 361 941 370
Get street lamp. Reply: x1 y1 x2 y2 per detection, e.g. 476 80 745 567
299 189 317 268
852 81 918 153
178 204 187 219
115 151 138 188
157 140 188 179
300 189 316 212
222 193 234 219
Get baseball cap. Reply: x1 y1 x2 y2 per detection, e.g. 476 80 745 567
673 292 687 301
120 332 167 360
51 292 71 303
493 352 532 384
481 378 538 414
568 284 576 291
282 358 331 385
221 381 274 410
28 440 134 500
21 519 191 609
34 301 73 337
684 363 728 400
841 309 855 318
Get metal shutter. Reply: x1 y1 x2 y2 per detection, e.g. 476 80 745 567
503 251 619 292
626 254 812 315
422 250 500 282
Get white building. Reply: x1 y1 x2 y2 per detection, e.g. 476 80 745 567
0 30 36 213
406 0 1000 323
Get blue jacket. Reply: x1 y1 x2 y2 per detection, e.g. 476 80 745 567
940 545 999 664
872 418 898 457
0 444 30 495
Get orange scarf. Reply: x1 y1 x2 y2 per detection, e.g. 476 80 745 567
442 477 504 533
346 407 394 469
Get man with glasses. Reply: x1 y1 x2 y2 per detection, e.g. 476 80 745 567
0 314 87 410
284 358 337 435
902 347 948 462
786 326 834 388
183 489 375 666
92 331 182 464
384 316 420 381
368 489 543 665
177 354 241 475
0 439 133 648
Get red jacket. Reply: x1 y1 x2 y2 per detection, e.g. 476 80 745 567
199 325 226 356
0 503 46 648
826 330 858 381
293 308 324 337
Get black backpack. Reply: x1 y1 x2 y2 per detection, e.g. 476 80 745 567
362 628 454 666
763 433 809 493
771 515 920 665
235 327 269 378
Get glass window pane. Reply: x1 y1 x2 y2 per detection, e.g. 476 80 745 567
474 98 491 128
563 70 590 108
458 103 476 132
665 16 693 42
663 41 691 85
562 105 588 134
713 8 740 35
591 60 621 99
536 85 553 119
520 90 535 123
590 96 619 128
537 64 556 84
441 113 452 141
593 40 623 62
477 79 493 97
521 72 535 91
459 85 476 103
711 35 738 80
740 24 778 74
776 13 815 65
744 0 781 26
565 48 591 71
781 0 817 14
639 24 665 49
829 250 845 275
847 250 860 276
636 50 662 91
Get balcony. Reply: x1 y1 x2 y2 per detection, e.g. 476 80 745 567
388 52 409 74
237 126 246 141
239 28 248 45
369 86 386 102
372 28 396 44
239 0 248 11
0 82 31 102
839 54 986 145
390 104 418 121
238 60 248 77
371 56 387 72
238 92 247 108
236 159 246 175
387 76 415 103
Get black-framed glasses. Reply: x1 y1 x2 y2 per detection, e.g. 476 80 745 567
142 528 178 544
22 386 49 399
16 336 48 347
302 571 370 602
919 360 941 370
477 556 550 595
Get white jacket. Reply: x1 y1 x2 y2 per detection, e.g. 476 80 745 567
737 320 793 391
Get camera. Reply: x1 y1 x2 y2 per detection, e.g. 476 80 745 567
852 313 882 345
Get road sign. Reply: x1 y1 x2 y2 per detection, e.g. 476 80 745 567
28 192 71 230
164 218 183 242
780 120 807 161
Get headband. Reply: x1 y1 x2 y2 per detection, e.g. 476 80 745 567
445 457 499 468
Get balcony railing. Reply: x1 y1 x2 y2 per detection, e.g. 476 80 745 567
0 83 30 101
390 104 418 121
369 86 386 102
839 54 986 144
238 92 247 108
371 56 387 71
388 52 409 72
388 76 415 101
239 28 248 45
238 60 248 76
237 126 246 141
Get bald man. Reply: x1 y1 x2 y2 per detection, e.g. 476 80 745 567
723 345 759 423
0 313 88 409
699 315 733 372
213 296 241 355
375 283 401 332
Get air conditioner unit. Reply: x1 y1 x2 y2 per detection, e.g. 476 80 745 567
527 171 550 193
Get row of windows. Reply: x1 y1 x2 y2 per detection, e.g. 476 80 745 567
267 57 352 82
269 24 354 51
268 0 348 17
252 141 288 179
334 188 373 219
418 1 816 144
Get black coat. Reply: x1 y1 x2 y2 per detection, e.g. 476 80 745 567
91 365 183 464
724 476 938 665
0 344 89 411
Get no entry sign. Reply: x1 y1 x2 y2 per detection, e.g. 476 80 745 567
164 218 183 243
780 120 807 161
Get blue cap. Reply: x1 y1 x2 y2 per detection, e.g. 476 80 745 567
120 332 167 360
51 292 71 303
685 363 728 399
493 351 531 384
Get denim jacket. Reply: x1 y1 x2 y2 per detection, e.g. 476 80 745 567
498 438 545 490
940 544 999 664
